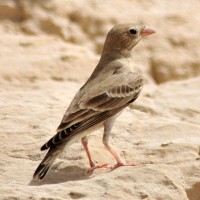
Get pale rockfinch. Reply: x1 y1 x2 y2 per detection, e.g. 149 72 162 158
33 24 155 180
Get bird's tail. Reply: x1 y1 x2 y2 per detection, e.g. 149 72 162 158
33 146 62 180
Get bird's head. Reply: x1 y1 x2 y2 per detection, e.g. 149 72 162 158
102 24 155 56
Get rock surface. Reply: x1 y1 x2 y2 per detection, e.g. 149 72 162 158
0 1 200 200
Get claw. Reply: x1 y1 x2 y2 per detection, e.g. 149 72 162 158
85 163 109 174
109 162 137 171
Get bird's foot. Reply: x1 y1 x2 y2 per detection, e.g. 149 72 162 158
86 163 109 174
109 162 137 171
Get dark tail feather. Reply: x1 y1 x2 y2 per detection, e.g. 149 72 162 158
33 146 61 180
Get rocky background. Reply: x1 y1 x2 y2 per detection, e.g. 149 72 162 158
1 0 200 199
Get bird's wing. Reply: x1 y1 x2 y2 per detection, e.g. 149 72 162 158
41 72 143 151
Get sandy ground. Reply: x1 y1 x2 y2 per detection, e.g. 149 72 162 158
1 1 200 200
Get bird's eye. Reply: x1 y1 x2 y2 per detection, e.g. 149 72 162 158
129 29 137 35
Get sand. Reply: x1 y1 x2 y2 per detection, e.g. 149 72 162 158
0 1 200 200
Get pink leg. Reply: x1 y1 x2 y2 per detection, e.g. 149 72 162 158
104 143 136 170
103 116 137 170
81 136 108 172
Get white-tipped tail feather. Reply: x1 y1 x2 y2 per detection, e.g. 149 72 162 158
33 146 62 180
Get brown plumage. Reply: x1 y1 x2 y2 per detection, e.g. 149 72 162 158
33 24 155 180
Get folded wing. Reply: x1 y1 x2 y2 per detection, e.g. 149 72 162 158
41 72 143 151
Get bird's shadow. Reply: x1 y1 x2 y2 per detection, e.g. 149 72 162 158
29 162 94 185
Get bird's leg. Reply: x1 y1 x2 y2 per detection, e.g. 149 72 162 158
81 136 108 172
81 136 95 168
103 116 137 170
103 120 124 169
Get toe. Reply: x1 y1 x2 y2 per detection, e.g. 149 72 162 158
110 162 137 171
85 163 109 174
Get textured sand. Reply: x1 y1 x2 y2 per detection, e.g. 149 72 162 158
1 1 200 200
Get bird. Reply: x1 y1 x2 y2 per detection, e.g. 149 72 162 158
33 24 155 180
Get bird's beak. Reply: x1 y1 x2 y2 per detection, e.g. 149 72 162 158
141 26 156 37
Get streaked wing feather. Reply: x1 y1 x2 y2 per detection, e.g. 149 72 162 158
57 109 98 131
83 93 109 108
